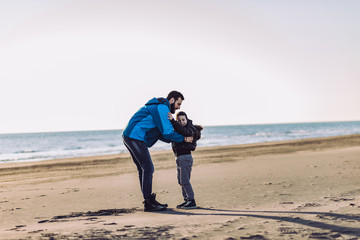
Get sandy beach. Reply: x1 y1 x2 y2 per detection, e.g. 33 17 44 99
1 134 360 239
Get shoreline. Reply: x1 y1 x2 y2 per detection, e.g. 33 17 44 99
2 122 360 165
1 134 360 187
1 133 360 167
1 134 360 239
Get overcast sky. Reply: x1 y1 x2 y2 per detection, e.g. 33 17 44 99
1 0 359 134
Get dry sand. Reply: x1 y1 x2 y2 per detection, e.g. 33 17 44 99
1 135 360 239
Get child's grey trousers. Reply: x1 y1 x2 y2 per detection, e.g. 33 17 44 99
176 154 194 200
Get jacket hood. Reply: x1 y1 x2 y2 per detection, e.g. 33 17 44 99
185 119 193 126
145 97 170 108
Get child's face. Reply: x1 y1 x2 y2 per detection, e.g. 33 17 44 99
177 115 187 126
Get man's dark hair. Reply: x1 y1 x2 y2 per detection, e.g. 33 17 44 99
167 91 184 101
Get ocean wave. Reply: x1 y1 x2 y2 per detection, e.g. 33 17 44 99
15 149 39 154
64 147 82 150
285 130 309 134
254 132 274 137
79 138 99 142
0 146 124 163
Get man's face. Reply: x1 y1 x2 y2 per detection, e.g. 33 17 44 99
170 97 182 114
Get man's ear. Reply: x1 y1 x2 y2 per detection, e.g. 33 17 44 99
169 98 175 104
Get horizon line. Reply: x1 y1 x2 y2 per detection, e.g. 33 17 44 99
1 119 359 135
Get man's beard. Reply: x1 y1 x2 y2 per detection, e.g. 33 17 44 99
170 103 175 114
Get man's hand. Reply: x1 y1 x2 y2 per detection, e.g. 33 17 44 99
167 112 174 120
184 136 193 143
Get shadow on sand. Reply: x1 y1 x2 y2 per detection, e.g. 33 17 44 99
154 207 360 237
44 207 360 237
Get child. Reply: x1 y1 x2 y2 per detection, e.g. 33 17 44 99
168 111 203 209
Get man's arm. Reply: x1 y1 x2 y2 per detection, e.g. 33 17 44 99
158 135 171 143
153 104 185 143
170 119 195 137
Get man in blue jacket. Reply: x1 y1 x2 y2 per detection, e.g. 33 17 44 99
122 91 193 211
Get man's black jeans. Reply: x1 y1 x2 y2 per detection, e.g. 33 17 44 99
123 137 154 200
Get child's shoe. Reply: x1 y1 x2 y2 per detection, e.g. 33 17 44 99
176 199 188 209
179 199 197 209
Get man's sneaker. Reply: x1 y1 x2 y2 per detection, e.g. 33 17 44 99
179 200 197 209
176 200 188 209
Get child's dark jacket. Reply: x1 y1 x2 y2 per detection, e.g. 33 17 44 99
170 119 199 156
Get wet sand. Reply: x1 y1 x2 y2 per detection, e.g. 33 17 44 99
1 135 360 239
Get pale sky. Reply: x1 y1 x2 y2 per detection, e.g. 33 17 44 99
1 0 359 134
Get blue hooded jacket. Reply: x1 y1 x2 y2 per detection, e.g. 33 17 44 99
122 97 185 147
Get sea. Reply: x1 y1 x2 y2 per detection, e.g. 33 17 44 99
1 121 359 164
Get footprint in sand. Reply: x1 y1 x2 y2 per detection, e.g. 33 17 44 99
7 225 27 231
240 234 267 239
28 230 44 234
279 227 298 234
60 188 80 194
